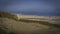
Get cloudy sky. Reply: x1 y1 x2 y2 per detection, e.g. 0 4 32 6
0 0 60 16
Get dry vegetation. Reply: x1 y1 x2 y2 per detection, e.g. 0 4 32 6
0 11 17 20
0 11 17 34
19 19 60 28
0 17 60 34
0 11 60 34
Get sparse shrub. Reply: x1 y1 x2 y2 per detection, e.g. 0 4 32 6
0 28 7 34
0 28 16 34
0 11 18 20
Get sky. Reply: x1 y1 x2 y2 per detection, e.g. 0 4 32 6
0 0 60 16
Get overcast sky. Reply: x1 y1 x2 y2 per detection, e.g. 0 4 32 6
0 0 60 16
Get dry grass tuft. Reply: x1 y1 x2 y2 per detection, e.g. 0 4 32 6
0 11 17 20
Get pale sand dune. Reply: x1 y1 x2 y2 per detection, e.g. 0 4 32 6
0 12 60 34
0 18 49 32
15 14 60 25
0 18 60 34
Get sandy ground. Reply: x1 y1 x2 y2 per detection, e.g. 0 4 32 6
0 18 60 34
16 14 60 25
